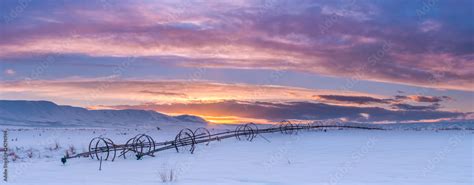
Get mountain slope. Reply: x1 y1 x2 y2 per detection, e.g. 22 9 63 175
0 100 207 127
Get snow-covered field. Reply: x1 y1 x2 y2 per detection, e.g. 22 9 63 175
2 126 473 185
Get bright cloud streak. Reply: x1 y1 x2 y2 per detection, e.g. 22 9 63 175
0 80 379 106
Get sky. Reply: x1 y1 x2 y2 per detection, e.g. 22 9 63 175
0 0 473 124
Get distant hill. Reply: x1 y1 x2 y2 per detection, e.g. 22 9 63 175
0 100 207 127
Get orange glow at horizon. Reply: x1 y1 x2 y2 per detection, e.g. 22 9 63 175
198 115 271 124
88 105 271 124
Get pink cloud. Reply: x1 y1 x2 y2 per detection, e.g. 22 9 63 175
0 0 472 92
4 69 16 76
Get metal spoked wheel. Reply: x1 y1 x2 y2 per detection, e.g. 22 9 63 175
279 120 297 135
88 137 116 161
132 134 156 157
193 127 211 145
120 134 156 159
174 128 196 154
235 123 258 141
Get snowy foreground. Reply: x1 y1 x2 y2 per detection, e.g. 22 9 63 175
2 126 473 185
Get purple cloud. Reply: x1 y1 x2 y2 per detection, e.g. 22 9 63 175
313 95 392 104
107 100 464 123
391 103 440 111
0 0 472 91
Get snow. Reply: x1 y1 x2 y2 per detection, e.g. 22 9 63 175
0 100 472 184
1 126 472 185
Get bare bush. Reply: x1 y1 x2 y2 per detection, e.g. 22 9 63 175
47 141 61 151
9 151 19 161
159 169 176 183
54 141 60 150
26 149 34 158
68 145 76 155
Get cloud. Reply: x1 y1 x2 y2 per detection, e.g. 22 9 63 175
0 0 472 91
410 95 452 103
0 80 376 106
0 79 465 123
3 69 15 76
313 95 392 105
139 90 188 98
419 20 442 32
391 103 440 111
104 100 464 123
395 95 451 103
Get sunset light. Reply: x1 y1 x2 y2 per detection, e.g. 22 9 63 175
0 1 472 184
